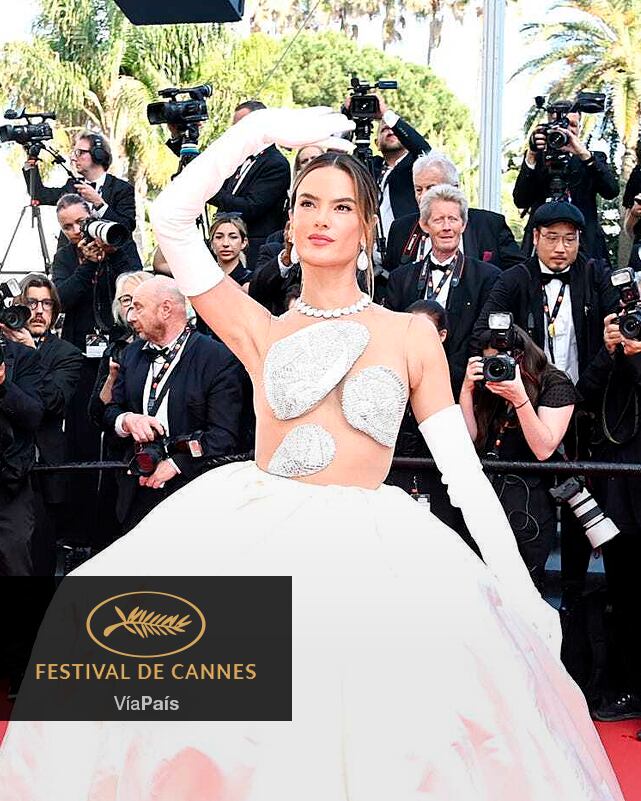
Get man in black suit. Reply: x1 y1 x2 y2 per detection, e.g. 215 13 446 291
513 111 618 262
384 151 522 274
386 184 500 395
206 101 290 270
2 274 83 574
23 130 137 251
474 201 619 610
0 333 43 576
104 276 244 532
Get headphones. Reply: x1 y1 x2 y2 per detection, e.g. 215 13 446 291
88 134 111 168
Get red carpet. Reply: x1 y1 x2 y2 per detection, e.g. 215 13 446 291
0 696 639 799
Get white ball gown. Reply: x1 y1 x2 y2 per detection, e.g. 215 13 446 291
0 108 624 801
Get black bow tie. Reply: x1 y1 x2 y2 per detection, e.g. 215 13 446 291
87 181 97 189
541 270 571 285
142 344 169 360
428 258 452 273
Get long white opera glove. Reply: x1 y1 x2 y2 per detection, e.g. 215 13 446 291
151 107 354 298
419 404 562 656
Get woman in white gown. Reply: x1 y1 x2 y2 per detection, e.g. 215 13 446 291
0 108 623 801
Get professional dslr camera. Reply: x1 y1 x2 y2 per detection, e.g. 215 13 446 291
481 312 517 383
0 108 55 154
81 218 129 248
549 476 618 548
0 280 30 331
147 84 212 131
129 432 204 477
611 267 641 341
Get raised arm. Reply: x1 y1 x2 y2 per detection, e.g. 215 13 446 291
151 107 353 376
407 315 561 654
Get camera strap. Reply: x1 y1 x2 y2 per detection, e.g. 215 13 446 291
418 251 464 299
541 281 568 364
146 325 192 417
403 221 426 261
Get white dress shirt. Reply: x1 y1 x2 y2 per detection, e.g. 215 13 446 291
539 260 579 384
422 252 458 307
91 172 109 218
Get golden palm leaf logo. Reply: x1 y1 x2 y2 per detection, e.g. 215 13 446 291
103 606 192 639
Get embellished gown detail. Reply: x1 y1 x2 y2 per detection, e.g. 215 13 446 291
0 320 623 800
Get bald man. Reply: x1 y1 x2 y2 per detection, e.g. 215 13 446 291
103 276 244 532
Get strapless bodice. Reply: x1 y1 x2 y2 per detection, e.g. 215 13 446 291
261 321 408 478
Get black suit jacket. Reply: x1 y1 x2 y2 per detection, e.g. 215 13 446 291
103 331 243 516
384 208 523 273
474 254 619 376
386 255 501 394
372 117 431 222
0 340 44 488
512 152 619 262
34 334 83 503
23 167 137 249
209 145 290 256
53 242 141 351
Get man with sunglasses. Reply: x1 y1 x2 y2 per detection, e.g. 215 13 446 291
23 130 136 252
1 275 83 574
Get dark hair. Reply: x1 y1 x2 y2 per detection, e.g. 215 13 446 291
290 152 378 295
56 193 91 215
406 299 449 331
18 272 61 325
294 145 324 175
472 324 549 452
234 100 266 114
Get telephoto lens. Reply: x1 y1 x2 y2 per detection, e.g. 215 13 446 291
82 219 129 248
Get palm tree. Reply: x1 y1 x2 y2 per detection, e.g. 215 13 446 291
0 0 227 254
516 0 641 262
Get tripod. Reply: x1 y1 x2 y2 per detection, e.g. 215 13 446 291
0 142 75 276
173 123 210 241
352 118 388 273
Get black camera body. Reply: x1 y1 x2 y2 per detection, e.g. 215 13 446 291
611 267 641 341
347 75 397 121
147 84 212 131
129 432 204 477
481 312 517 383
0 108 55 146
0 281 30 331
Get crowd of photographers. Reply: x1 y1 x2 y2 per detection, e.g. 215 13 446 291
2 86 641 721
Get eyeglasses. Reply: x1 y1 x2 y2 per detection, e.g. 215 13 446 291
540 233 579 247
117 294 133 306
25 298 55 311
70 148 91 158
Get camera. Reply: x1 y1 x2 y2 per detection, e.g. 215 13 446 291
549 476 618 548
0 108 55 147
0 281 30 331
81 218 129 248
129 432 204 477
347 75 398 121
532 92 605 152
147 84 212 130
481 312 517 383
611 267 641 341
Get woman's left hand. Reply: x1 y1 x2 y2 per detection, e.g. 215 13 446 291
484 364 529 408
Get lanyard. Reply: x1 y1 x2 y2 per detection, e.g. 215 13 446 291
417 251 463 299
541 282 567 364
146 326 191 416
486 408 517 459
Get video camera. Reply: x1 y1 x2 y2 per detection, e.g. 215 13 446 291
0 280 30 331
347 75 398 121
0 108 55 150
147 84 212 131
481 312 517 383
611 267 641 341
81 218 129 248
129 432 204 477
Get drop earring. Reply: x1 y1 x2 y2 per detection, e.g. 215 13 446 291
356 247 369 272
290 243 299 265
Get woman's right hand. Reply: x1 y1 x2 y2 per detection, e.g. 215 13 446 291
462 356 484 394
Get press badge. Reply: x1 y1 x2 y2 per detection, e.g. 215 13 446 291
86 332 108 358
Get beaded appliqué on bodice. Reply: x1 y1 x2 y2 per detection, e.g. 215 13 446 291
264 321 408 478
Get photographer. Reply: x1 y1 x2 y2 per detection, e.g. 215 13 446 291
576 288 641 722
513 110 618 262
4 275 83 575
0 329 44 576
206 101 290 269
104 276 243 532
460 321 577 590
23 131 136 251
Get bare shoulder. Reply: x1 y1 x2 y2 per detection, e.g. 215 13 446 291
368 303 414 331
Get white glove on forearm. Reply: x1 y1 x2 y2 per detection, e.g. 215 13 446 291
151 107 354 298
420 404 561 655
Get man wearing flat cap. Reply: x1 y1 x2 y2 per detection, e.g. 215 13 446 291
474 200 619 609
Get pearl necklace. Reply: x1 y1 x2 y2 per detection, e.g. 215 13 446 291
294 293 372 318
